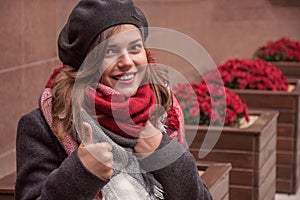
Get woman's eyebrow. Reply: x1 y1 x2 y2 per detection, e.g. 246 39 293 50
129 39 142 45
108 38 142 47
107 44 117 48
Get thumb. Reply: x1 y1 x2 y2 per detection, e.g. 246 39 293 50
81 122 93 145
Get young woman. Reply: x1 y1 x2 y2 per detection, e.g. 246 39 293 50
15 0 211 199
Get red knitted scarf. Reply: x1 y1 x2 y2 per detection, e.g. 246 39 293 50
85 83 157 138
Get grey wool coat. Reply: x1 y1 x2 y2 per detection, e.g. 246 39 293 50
15 108 212 200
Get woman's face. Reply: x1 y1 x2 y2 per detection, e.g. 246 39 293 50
100 24 148 97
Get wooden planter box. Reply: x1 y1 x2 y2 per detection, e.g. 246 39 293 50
0 172 15 200
270 61 300 81
186 110 278 200
232 80 300 194
198 161 232 200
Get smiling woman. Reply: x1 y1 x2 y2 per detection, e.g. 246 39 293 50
14 0 212 199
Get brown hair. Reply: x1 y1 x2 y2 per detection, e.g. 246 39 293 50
51 25 172 139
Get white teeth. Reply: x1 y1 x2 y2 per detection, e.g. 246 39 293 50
119 74 134 81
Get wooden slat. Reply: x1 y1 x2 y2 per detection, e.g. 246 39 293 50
277 151 294 165
270 62 300 80
277 137 295 151
0 195 14 200
197 162 231 200
230 169 254 186
223 193 229 200
276 179 294 194
192 150 256 169
263 181 276 200
257 116 277 152
257 149 277 186
0 172 15 196
189 132 256 151
277 110 296 124
277 123 294 137
236 92 297 110
277 165 294 179
259 166 276 200
229 185 255 200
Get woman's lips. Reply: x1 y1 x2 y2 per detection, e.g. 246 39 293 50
112 72 137 84
119 73 135 81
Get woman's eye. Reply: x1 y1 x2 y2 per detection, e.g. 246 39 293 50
129 44 142 53
106 48 115 55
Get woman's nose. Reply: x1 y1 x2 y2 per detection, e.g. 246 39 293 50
117 52 134 69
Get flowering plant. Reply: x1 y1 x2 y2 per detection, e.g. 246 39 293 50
204 58 288 91
254 37 300 62
173 83 249 126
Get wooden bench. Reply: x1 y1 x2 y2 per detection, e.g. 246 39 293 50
0 172 15 200
198 161 232 200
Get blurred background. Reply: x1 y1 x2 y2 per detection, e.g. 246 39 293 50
0 0 299 197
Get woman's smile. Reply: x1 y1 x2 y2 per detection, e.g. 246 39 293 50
113 72 137 82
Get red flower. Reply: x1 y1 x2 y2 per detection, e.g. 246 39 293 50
174 82 249 127
147 50 156 64
189 107 200 117
204 58 288 91
255 37 300 62
201 101 211 116
225 108 237 126
211 110 220 122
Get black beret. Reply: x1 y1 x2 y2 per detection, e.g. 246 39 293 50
58 0 148 70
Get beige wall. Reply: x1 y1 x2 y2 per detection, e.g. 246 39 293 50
0 0 78 178
135 0 300 63
0 0 299 178
135 0 300 81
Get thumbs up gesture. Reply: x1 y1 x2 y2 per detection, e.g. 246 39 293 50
78 122 114 180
